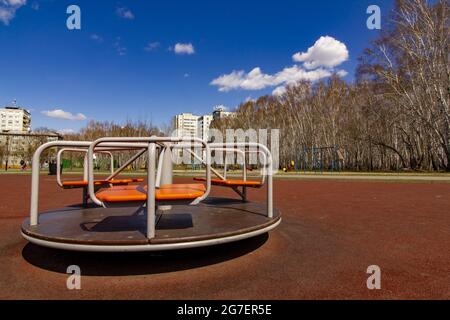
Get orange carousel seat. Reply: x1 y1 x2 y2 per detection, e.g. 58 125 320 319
62 178 144 189
95 184 206 203
193 177 262 188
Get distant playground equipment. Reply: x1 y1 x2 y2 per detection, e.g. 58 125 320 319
293 145 344 173
21 137 280 252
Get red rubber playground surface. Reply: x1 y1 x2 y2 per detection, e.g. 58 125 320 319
0 174 449 299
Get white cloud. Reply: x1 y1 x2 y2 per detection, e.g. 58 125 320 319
41 109 87 121
292 36 349 69
0 7 14 24
174 43 195 55
0 0 26 25
210 70 246 92
114 37 126 56
272 86 286 97
144 41 160 51
274 65 333 84
214 104 228 111
3 0 26 4
116 7 134 19
211 66 335 92
211 36 349 93
211 67 273 92
239 67 274 90
58 128 76 135
90 33 103 42
336 69 348 77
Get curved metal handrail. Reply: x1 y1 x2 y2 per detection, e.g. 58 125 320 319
56 148 114 188
87 137 211 208
210 142 273 218
29 141 152 226
173 143 269 184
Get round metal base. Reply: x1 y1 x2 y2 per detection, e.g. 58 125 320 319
21 197 281 252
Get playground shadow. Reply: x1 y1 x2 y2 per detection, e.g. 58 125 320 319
21 233 269 276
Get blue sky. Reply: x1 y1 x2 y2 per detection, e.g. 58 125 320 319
0 0 393 133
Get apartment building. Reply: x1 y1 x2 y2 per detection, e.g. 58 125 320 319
0 106 31 133
0 131 62 168
173 113 200 138
173 107 236 141
212 105 236 121
197 114 213 141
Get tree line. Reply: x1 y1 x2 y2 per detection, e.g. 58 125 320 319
211 0 449 171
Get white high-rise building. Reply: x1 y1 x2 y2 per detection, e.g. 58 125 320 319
173 113 200 138
0 106 31 133
173 107 235 142
197 114 213 141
